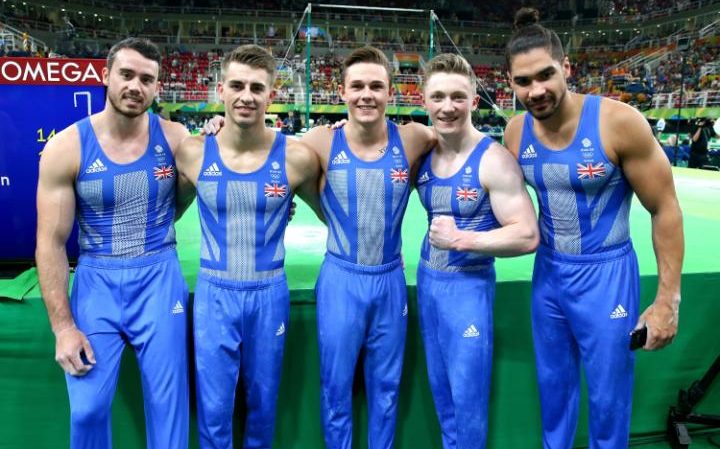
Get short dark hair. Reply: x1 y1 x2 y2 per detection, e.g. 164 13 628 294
342 46 393 84
505 8 565 69
106 38 162 72
424 53 476 87
221 44 276 81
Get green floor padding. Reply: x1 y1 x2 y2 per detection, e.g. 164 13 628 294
1 167 719 448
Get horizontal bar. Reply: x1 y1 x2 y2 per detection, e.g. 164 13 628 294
315 3 427 13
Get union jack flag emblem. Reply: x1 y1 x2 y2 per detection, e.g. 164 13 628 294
390 168 408 183
577 162 606 179
153 165 174 180
264 183 288 198
456 186 478 202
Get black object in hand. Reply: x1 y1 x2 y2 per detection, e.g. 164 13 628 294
630 327 647 351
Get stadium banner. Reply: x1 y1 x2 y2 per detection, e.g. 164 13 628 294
0 57 107 261
644 107 720 119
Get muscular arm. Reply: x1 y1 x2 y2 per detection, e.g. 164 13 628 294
159 119 194 220
287 139 324 222
608 101 684 350
174 136 203 220
429 143 539 256
35 127 95 375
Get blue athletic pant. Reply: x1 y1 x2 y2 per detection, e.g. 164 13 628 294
194 272 290 449
416 262 495 449
315 253 408 449
66 249 189 449
532 242 639 449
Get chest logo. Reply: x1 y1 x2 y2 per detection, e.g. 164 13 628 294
264 183 288 198
582 138 592 148
153 165 174 180
271 161 280 170
390 168 409 183
577 162 606 179
85 158 108 174
154 145 164 154
521 144 537 159
456 186 479 202
331 151 351 165
203 163 222 177
417 171 430 183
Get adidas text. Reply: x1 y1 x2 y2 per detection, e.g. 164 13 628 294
331 151 351 165
85 159 108 174
610 304 628 319
172 301 184 315
203 162 222 177
463 324 480 338
521 145 537 159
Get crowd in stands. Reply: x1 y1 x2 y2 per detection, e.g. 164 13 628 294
3 0 720 112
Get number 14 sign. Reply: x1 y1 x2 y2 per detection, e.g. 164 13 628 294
0 57 107 261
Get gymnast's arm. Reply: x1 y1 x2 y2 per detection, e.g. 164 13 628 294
606 100 684 351
428 142 539 256
287 139 325 223
36 126 96 376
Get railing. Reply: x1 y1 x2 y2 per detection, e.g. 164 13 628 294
652 90 720 109
158 89 720 110
0 19 47 51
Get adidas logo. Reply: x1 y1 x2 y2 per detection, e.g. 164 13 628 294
418 172 430 183
172 301 184 315
85 158 108 173
402 304 408 317
331 151 351 165
521 144 537 159
276 322 286 336
610 304 628 319
203 162 222 177
463 324 480 338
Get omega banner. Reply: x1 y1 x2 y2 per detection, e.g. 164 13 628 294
0 57 107 262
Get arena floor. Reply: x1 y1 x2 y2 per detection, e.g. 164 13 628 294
169 166 720 293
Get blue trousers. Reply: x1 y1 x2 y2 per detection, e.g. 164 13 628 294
417 262 495 449
194 272 290 449
315 253 408 449
66 249 189 449
532 242 639 449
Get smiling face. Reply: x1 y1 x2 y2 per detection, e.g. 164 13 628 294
508 47 571 121
424 71 479 137
340 62 393 126
103 48 159 118
218 62 274 129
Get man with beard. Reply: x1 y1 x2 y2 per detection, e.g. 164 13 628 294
502 8 684 449
36 38 191 449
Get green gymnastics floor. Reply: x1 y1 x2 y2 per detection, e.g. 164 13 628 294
0 167 719 449
173 167 720 291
